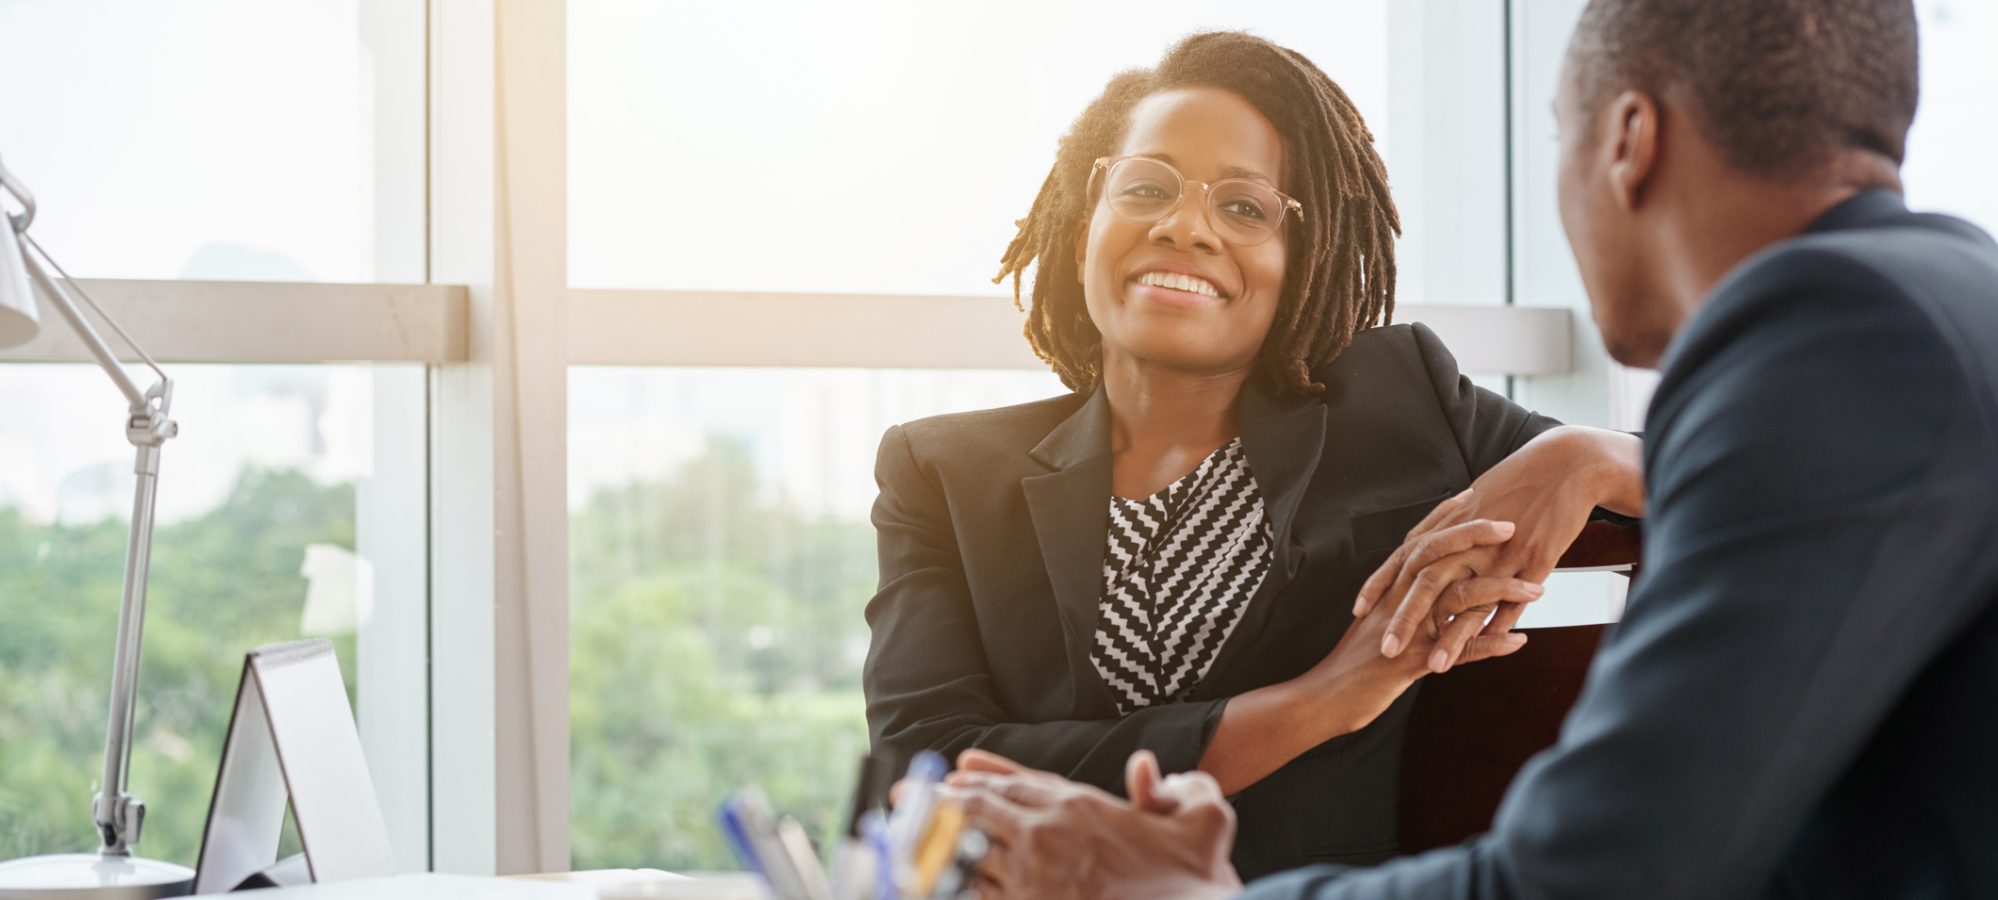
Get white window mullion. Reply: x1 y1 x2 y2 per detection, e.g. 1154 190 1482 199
1508 0 1631 627
427 0 570 876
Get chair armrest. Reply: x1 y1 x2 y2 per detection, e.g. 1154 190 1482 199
1554 519 1642 575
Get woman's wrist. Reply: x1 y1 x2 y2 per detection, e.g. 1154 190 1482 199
1543 425 1646 517
1296 655 1421 737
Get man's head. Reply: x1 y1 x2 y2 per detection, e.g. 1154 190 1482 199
1555 0 1919 366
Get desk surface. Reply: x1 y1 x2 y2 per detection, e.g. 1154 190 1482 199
199 872 765 899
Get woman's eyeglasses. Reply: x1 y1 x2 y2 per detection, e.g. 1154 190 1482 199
1089 156 1304 247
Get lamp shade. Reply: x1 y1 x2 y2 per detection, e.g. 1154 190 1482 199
0 214 40 349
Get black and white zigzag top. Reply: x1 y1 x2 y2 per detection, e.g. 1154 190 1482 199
1091 437 1274 715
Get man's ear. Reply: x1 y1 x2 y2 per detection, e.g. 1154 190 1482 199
1605 89 1659 212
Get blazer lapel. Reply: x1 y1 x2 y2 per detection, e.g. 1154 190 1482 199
1197 383 1328 689
1238 382 1328 577
1021 386 1116 715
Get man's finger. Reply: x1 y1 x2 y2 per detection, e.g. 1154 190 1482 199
957 748 1032 776
1126 750 1168 813
958 773 1072 810
1152 770 1228 811
948 785 1027 847
975 839 1011 893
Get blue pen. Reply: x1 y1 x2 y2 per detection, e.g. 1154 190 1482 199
858 809 896 900
884 751 948 866
717 798 767 878
722 790 811 899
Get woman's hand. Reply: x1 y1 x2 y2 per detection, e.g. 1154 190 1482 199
1354 426 1645 673
946 749 1242 900
1305 517 1543 732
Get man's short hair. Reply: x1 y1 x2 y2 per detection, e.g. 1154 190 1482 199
1568 0 1920 179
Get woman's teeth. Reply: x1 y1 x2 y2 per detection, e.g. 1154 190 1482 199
1136 271 1221 298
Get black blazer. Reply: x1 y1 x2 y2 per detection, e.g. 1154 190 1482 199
864 321 1561 878
1244 192 1998 898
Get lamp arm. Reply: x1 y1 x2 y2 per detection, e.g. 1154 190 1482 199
15 229 178 856
18 241 150 411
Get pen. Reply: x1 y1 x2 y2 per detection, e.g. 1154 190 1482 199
724 789 811 900
909 800 965 897
885 751 947 866
833 754 893 900
776 815 834 900
858 809 897 900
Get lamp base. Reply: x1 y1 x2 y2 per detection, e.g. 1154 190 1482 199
0 854 193 900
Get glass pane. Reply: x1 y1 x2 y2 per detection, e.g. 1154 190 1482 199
1904 0 1998 232
569 367 1064 871
0 364 425 865
570 0 1393 296
0 1 426 282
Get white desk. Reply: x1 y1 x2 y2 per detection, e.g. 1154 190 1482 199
199 872 766 899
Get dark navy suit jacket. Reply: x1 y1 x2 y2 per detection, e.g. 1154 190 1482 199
1245 192 1998 898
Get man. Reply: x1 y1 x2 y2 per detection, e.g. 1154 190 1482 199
943 1 1998 897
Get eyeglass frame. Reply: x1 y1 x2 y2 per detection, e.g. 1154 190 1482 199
1087 155 1305 245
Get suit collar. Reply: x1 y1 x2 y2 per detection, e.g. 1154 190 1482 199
1192 381 1327 689
1806 188 1908 235
1022 386 1115 714
1236 380 1329 555
1029 384 1111 470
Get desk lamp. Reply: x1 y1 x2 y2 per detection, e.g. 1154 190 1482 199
0 156 195 898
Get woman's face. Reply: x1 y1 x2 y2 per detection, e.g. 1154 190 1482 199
1078 87 1290 380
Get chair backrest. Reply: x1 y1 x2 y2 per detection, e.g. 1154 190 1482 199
1396 520 1639 852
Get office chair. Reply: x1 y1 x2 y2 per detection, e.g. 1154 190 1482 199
1397 519 1642 852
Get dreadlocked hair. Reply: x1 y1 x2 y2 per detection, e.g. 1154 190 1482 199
994 31 1401 395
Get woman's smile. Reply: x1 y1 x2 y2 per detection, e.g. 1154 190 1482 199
1128 262 1231 308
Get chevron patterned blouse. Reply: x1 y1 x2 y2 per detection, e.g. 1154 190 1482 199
1091 437 1274 714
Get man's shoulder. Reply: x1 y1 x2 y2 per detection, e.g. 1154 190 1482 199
1647 212 1998 478
1702 210 1998 337
1664 214 1998 394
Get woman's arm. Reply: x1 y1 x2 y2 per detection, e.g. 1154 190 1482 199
1197 520 1543 795
1349 326 1647 672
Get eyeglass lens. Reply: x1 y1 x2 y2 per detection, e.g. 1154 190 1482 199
1100 157 1286 245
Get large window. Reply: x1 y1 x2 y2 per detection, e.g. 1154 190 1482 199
0 0 430 869
568 0 1416 299
0 0 424 283
567 368 1060 870
0 364 424 863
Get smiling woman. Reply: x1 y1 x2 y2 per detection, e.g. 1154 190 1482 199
860 31 1644 882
